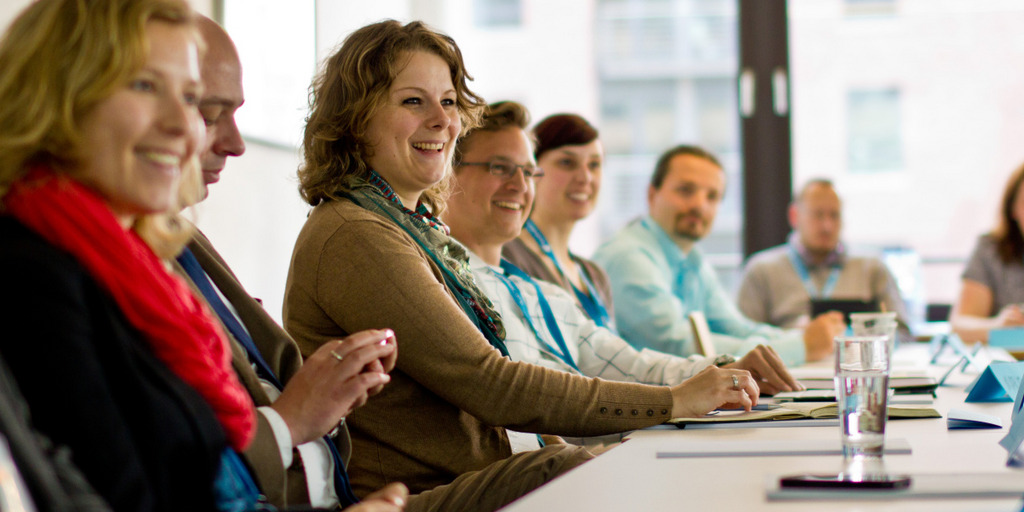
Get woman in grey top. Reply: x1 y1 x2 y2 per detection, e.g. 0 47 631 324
952 163 1024 342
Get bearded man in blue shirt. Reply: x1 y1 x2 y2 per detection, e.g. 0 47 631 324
593 145 846 366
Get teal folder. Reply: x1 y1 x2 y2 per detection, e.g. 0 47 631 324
964 361 1024 403
988 327 1024 349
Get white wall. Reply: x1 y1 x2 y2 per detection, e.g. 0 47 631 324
0 0 32 30
193 144 307 323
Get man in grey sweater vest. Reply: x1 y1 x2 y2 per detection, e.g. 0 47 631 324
736 179 909 338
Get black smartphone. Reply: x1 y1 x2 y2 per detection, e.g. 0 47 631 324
780 474 911 490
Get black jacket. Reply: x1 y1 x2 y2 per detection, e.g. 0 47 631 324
0 217 225 512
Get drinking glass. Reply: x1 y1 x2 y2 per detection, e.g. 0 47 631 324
835 334 891 459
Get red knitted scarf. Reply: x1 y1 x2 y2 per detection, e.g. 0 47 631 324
5 168 254 450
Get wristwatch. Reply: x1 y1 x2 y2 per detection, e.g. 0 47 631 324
712 354 737 367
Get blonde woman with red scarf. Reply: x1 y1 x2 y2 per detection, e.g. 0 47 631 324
0 1 263 510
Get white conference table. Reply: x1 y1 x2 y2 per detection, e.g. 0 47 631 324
501 344 1024 511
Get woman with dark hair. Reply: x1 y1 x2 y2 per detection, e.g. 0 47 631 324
501 114 616 328
951 163 1024 342
284 20 759 512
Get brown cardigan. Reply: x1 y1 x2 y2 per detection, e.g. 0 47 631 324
283 199 673 496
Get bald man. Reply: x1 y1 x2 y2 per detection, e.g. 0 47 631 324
737 179 909 335
175 17 406 511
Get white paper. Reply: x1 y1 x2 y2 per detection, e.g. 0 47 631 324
656 438 911 458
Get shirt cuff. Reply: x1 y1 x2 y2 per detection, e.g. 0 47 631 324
257 406 294 468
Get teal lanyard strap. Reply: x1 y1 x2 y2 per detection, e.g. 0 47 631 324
787 244 841 298
494 259 581 373
522 220 614 331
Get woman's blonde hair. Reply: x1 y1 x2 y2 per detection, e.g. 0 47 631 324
299 20 486 213
0 0 202 257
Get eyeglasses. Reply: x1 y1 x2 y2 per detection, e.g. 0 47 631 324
458 160 545 179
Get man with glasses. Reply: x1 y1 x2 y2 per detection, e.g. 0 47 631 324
443 102 801 439
457 161 545 179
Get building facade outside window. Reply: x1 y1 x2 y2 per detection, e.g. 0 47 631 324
846 88 903 174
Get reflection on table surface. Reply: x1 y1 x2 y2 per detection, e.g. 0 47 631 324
499 343 1024 512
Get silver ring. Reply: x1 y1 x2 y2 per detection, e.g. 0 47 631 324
731 375 740 390
330 350 344 362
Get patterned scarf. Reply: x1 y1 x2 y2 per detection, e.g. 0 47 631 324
4 168 255 450
344 172 508 355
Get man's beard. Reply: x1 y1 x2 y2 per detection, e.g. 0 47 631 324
673 211 708 241
805 238 838 260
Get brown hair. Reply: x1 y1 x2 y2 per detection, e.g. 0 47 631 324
453 100 531 165
0 0 200 257
299 20 486 212
993 162 1024 263
532 113 598 160
649 144 722 189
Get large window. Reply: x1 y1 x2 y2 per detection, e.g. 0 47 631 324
223 0 315 148
847 88 903 173
600 80 676 155
790 0 1024 309
595 0 741 263
474 0 522 27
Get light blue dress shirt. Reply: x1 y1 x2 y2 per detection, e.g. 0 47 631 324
592 216 806 366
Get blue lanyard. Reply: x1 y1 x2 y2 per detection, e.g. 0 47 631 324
491 259 581 373
522 220 615 331
787 245 841 298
